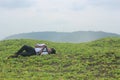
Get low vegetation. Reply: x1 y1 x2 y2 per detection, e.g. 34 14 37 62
0 37 120 80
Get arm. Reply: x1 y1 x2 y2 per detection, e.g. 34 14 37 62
38 45 48 55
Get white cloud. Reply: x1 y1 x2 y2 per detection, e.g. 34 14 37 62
0 0 34 9
0 0 120 40
88 0 120 10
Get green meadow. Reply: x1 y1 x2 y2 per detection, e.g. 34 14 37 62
0 37 120 80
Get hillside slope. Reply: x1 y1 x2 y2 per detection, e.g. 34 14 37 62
5 31 120 43
0 37 120 80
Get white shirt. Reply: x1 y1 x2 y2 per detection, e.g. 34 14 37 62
35 48 42 53
41 52 48 55
34 48 48 55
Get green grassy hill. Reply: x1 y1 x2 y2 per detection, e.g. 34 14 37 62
0 37 120 80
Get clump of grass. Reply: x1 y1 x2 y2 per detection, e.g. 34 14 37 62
0 37 120 80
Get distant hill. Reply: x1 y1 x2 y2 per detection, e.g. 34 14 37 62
5 31 120 43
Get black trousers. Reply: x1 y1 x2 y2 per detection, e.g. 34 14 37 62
16 45 36 56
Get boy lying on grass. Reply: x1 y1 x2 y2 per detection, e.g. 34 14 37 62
8 44 56 58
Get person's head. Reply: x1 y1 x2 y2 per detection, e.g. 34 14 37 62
50 48 56 54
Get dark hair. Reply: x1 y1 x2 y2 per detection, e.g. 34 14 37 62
50 48 56 54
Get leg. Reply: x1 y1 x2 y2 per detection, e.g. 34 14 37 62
15 45 35 55
8 45 35 58
19 52 35 57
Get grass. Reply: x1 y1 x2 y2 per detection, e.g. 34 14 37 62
0 37 120 80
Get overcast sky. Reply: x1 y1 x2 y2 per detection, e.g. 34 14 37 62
0 0 120 40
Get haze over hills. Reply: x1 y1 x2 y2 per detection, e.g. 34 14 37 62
5 31 120 43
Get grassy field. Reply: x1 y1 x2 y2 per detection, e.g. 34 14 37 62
0 37 120 80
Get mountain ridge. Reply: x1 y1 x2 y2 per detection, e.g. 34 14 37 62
5 31 120 43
